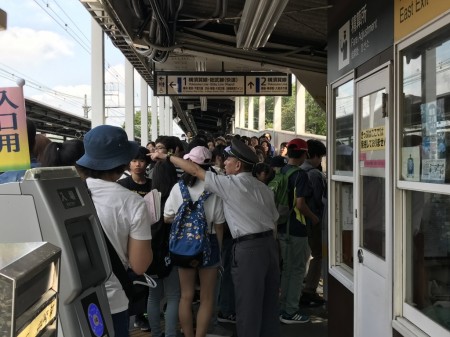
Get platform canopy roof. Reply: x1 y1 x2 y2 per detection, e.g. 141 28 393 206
80 0 330 136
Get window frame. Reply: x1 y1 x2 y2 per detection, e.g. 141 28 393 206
394 12 450 337
328 72 356 291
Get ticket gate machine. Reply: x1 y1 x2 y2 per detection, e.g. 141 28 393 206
0 167 114 337
0 242 61 337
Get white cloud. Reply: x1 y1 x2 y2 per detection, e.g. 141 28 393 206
0 27 74 68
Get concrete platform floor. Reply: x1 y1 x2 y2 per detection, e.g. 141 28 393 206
129 302 328 337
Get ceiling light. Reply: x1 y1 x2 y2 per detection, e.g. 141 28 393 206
236 0 289 50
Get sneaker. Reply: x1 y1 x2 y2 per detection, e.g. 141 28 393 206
300 292 325 306
217 312 236 324
133 314 150 331
279 312 310 324
206 324 233 337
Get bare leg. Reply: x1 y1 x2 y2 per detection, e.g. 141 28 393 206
195 267 218 337
178 268 196 337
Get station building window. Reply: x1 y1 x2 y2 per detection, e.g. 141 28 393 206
399 20 450 334
331 77 355 274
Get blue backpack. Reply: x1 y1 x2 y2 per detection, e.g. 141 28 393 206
169 180 211 268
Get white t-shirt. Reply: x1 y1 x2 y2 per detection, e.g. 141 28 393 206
164 179 225 233
86 178 152 314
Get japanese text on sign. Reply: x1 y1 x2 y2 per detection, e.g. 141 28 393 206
360 126 385 151
0 87 30 172
155 72 291 96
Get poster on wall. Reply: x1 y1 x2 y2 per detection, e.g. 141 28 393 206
421 159 446 183
341 183 353 231
421 101 438 137
401 146 420 181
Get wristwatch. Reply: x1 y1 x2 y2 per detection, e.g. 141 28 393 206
166 152 173 162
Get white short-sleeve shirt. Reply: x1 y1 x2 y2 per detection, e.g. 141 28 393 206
87 178 152 314
164 179 225 233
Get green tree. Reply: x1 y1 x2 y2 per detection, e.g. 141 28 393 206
281 94 295 131
278 83 326 135
305 93 326 135
122 109 153 139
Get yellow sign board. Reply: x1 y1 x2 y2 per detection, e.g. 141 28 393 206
17 297 57 337
394 0 450 41
0 87 30 172
361 126 386 151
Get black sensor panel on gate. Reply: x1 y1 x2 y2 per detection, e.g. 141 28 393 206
66 217 107 289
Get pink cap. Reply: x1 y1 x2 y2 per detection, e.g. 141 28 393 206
183 146 212 164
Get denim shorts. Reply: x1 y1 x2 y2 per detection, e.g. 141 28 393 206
172 234 220 269
202 234 220 268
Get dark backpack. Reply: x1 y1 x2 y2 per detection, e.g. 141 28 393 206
145 218 172 278
268 166 300 224
169 180 211 268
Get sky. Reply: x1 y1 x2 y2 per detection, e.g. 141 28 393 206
0 0 171 130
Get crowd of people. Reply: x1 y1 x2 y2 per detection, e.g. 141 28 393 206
0 121 327 337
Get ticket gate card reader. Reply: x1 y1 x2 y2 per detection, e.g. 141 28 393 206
0 167 114 337
0 242 60 337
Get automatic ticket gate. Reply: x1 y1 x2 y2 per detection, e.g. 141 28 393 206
0 242 61 337
0 167 114 337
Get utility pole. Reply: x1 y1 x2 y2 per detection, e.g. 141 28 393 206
82 94 91 119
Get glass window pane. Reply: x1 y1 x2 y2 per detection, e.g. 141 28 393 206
405 191 450 332
334 80 354 175
360 89 386 259
335 181 354 269
401 24 450 184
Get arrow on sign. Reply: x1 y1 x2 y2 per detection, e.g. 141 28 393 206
248 82 254 89
159 77 164 81
169 82 176 88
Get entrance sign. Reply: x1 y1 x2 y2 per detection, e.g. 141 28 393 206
0 86 30 172
155 72 292 96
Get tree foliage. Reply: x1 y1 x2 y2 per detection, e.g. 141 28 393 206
122 109 152 139
261 83 326 135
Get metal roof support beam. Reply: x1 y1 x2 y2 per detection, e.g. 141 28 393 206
151 88 158 141
158 96 165 136
125 59 135 140
295 79 306 135
91 18 105 127
234 98 240 129
248 97 254 130
273 96 282 131
140 76 149 146
258 96 266 131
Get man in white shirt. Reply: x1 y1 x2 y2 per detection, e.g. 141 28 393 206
151 139 280 337
76 125 153 336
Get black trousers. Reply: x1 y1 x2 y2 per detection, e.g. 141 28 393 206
231 235 280 337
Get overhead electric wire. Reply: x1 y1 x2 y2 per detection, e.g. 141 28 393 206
34 0 91 54
34 0 127 89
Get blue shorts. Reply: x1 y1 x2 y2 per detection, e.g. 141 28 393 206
202 234 220 268
172 234 221 269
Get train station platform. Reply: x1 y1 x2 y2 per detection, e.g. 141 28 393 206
129 302 328 337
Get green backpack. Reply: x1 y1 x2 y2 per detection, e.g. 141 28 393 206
268 166 300 224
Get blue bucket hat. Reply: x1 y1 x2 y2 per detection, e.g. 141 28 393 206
76 125 139 170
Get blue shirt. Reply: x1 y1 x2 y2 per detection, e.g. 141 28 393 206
0 159 40 184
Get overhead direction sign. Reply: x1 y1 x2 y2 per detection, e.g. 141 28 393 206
155 72 291 97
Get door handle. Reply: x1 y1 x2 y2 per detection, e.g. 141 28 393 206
357 249 364 263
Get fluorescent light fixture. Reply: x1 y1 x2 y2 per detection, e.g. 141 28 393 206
236 0 289 50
